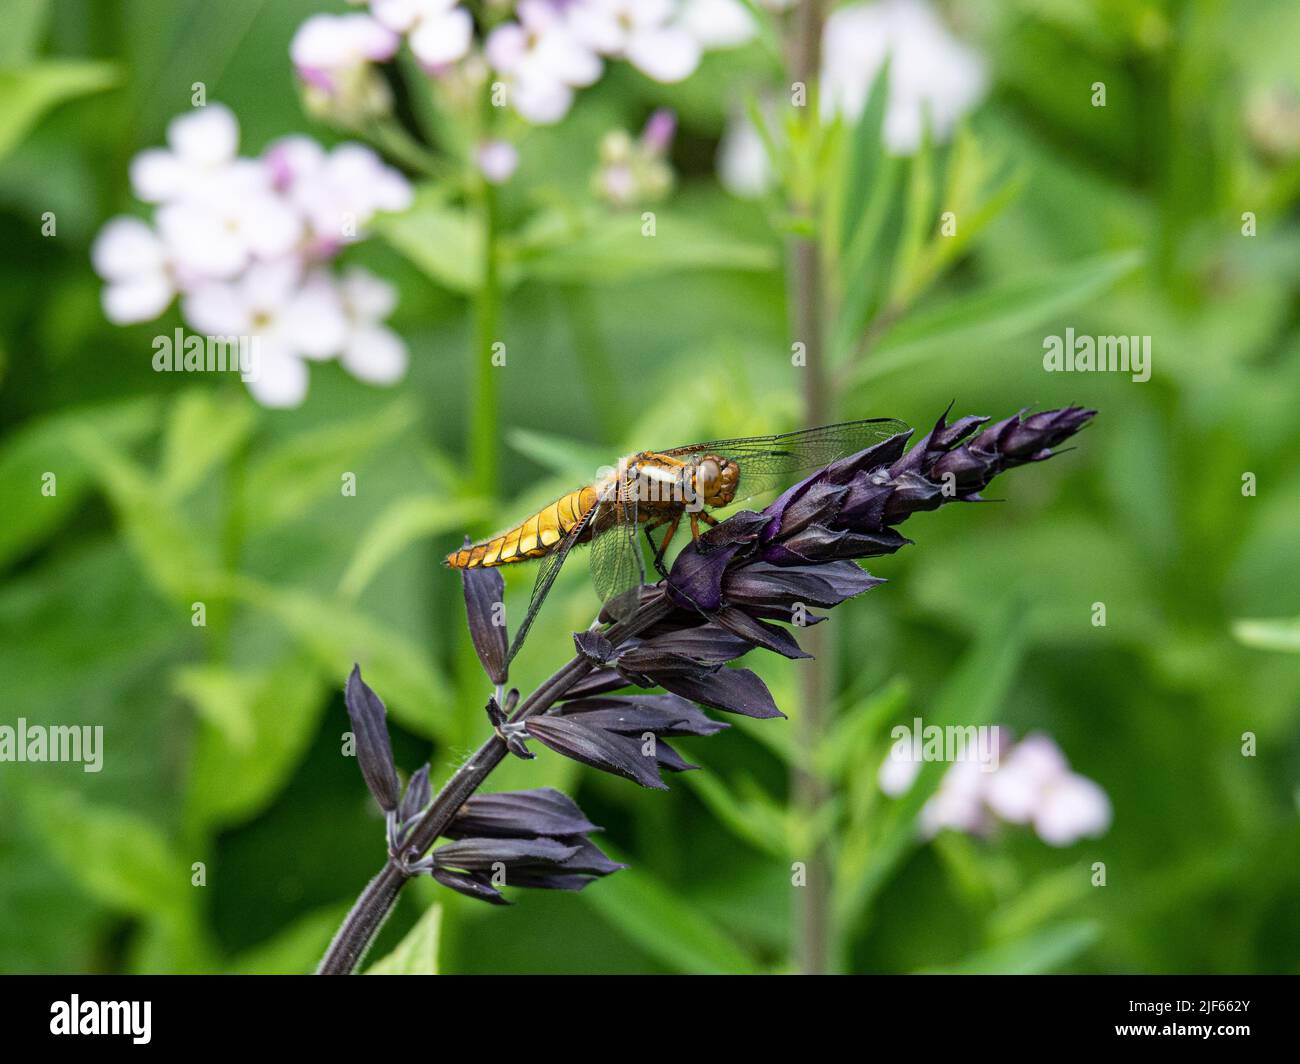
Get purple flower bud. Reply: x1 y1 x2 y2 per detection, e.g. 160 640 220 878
344 665 401 812
461 542 509 685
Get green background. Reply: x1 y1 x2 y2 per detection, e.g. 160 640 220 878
0 0 1297 974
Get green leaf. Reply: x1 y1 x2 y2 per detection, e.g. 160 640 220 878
0 397 159 570
366 903 442 974
227 903 351 975
1233 617 1300 653
339 494 486 600
0 61 119 161
158 388 257 501
682 771 790 860
180 657 328 829
504 427 611 480
66 424 217 603
375 190 478 293
582 849 760 974
242 399 416 532
22 789 190 920
225 576 452 739
0 0 51 64
917 921 1099 974
835 597 1026 929
850 249 1143 384
510 209 777 285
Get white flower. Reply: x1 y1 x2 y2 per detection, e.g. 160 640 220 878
984 733 1070 824
717 111 772 199
822 0 987 153
183 261 348 409
920 758 992 837
291 13 399 92
877 737 923 797
680 0 755 49
487 1 604 124
155 159 303 280
91 217 175 324
280 142 413 247
129 104 241 203
337 267 409 385
372 0 473 68
476 139 520 184
570 0 703 83
1033 773 1112 847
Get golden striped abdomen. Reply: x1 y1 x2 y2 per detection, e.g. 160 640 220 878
445 486 599 569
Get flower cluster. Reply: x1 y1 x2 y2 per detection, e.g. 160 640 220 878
880 730 1113 847
592 109 677 207
294 0 754 132
92 103 413 408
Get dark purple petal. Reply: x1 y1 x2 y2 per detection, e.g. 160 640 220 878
430 867 509 905
562 667 632 699
552 835 626 875
763 525 910 564
432 836 579 871
666 540 744 611
615 646 714 680
774 478 848 539
722 560 883 609
445 788 599 839
634 625 754 663
398 763 431 824
653 738 698 773
558 693 728 736
460 546 509 685
344 665 400 812
710 606 809 659
504 872 601 891
573 629 615 664
523 716 667 789
653 665 785 719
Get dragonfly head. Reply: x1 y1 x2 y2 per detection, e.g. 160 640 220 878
695 455 739 507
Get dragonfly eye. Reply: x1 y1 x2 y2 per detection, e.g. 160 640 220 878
696 459 721 499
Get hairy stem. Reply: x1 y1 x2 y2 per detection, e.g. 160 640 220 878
317 593 675 974
787 0 835 976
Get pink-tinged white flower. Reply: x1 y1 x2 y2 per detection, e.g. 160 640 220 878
291 12 399 94
570 0 703 83
371 0 473 68
593 109 676 207
822 0 987 153
486 1 604 124
986 734 1112 847
476 139 520 184
91 217 175 325
277 141 413 247
182 261 348 409
129 104 240 203
879 728 1111 847
337 267 409 385
155 159 304 279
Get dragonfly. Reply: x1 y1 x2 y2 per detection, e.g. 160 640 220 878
445 418 910 665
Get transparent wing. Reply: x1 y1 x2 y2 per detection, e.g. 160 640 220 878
657 417 910 504
589 476 644 621
505 503 597 667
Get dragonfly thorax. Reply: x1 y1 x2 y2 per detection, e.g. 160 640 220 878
691 454 739 508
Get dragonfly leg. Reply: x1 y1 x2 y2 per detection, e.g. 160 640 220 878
646 514 681 580
699 511 718 527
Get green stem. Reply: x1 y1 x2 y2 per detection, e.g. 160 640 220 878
786 0 837 977
470 179 501 496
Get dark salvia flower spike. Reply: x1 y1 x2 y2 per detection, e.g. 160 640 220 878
460 539 510 686
319 406 1095 972
344 665 401 813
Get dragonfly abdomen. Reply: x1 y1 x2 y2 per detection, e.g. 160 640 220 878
445 486 599 569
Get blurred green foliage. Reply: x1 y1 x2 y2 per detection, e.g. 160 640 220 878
0 0 1297 975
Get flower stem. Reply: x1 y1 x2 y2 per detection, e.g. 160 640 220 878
316 593 675 974
470 178 501 495
786 0 836 977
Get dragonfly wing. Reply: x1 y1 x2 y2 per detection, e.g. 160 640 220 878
589 478 644 621
505 502 598 667
657 417 911 505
